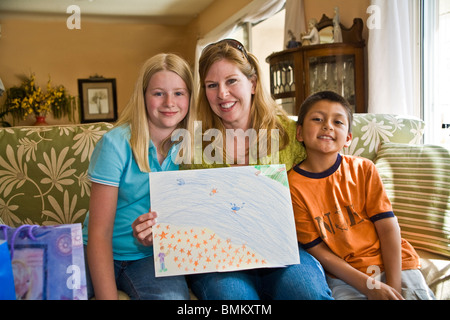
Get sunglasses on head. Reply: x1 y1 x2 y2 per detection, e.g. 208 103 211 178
204 38 249 61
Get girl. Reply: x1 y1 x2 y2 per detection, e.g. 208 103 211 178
83 53 193 300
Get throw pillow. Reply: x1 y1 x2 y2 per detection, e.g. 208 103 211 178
374 142 450 258
344 114 425 161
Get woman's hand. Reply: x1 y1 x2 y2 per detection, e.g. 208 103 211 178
132 211 158 246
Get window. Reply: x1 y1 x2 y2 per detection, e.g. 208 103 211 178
229 8 286 97
422 0 450 146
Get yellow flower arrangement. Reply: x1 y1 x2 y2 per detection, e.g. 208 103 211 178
1 73 75 124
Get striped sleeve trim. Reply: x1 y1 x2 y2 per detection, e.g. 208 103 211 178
301 237 323 250
369 211 395 223
88 175 120 187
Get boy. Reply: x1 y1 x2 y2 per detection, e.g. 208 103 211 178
288 91 434 300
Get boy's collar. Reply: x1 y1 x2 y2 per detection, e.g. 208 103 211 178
293 154 342 179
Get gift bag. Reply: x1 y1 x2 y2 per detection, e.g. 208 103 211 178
0 223 87 300
0 240 16 300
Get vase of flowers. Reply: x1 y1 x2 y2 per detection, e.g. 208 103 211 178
0 73 75 126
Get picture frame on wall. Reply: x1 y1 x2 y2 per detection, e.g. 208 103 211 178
78 77 118 123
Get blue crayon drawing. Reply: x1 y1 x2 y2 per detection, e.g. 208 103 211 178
149 164 299 276
230 203 245 213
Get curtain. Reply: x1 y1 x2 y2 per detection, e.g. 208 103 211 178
194 0 285 86
284 0 306 47
367 0 414 115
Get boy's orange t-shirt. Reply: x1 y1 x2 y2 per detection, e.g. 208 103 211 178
288 154 419 275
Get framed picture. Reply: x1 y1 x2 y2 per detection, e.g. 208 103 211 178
78 77 118 123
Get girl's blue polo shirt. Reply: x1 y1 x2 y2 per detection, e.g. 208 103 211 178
82 125 180 261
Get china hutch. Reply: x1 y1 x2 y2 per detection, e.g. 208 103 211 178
266 15 366 116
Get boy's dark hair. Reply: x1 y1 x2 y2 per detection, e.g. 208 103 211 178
296 91 353 133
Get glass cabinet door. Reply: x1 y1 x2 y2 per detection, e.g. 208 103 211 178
308 54 356 110
266 42 365 116
271 60 295 95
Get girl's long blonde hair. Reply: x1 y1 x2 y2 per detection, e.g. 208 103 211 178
115 53 194 172
195 40 290 162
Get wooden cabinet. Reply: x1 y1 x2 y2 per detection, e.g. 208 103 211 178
266 16 366 116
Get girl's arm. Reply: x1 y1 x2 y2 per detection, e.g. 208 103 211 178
374 217 403 294
308 242 403 300
86 182 119 300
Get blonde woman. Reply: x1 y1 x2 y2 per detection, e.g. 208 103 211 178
83 53 193 300
186 39 332 300
192 39 305 169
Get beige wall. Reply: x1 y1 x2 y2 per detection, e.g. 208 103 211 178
0 0 369 126
0 0 251 126
0 15 185 125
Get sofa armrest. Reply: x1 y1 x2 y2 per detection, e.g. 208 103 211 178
417 249 450 300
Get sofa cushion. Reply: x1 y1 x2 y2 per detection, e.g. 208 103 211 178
417 249 450 300
344 114 425 161
374 142 450 258
0 123 113 227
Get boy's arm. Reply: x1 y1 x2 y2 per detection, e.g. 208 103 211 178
373 217 403 294
307 242 403 300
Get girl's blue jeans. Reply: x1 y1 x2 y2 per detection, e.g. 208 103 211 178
84 246 190 300
188 245 333 300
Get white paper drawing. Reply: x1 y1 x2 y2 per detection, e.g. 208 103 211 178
149 164 299 277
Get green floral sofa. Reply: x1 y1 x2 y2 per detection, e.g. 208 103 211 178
0 122 113 226
0 114 448 299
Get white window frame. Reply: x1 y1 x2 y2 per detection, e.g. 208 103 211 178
421 0 450 146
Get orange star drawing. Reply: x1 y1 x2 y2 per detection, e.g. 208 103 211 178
159 231 168 240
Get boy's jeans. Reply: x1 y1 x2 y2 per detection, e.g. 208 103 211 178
326 269 436 300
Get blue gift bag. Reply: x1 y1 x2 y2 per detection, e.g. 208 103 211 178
0 224 87 300
0 240 16 300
